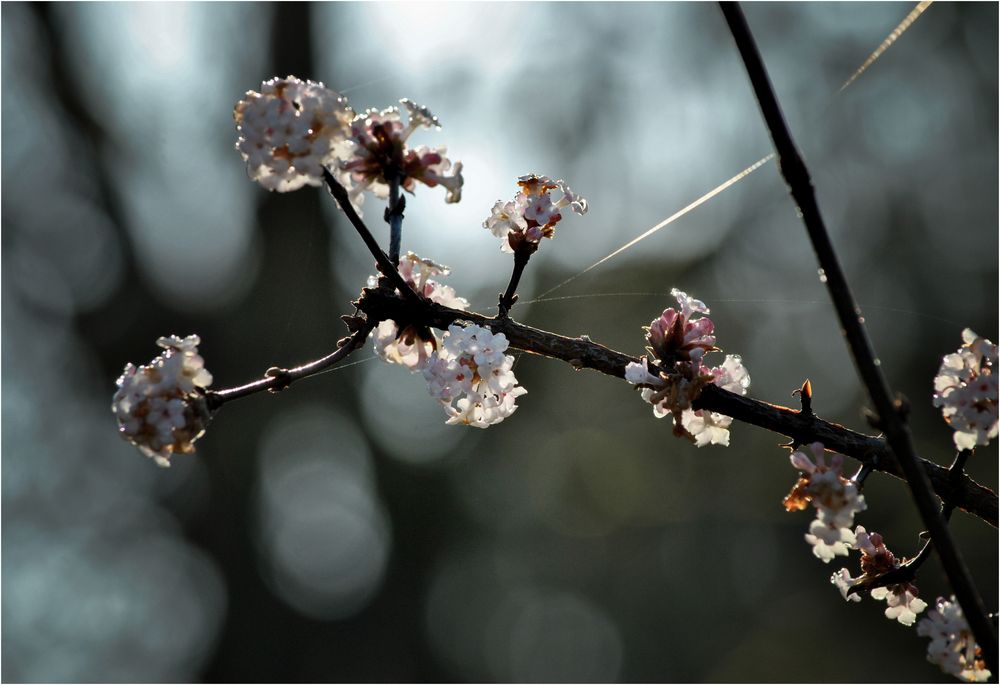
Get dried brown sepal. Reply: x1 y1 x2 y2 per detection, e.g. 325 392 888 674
783 477 812 511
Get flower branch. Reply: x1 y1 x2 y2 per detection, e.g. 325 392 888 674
719 1 996 671
356 285 998 527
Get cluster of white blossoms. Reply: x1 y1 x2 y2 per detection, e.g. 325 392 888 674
484 174 588 253
624 289 750 446
234 76 354 192
369 252 469 371
422 325 527 428
111 335 213 467
830 526 927 626
234 77 463 214
933 328 997 450
783 442 868 562
917 596 992 682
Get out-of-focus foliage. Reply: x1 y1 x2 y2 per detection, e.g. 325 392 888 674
2 2 995 682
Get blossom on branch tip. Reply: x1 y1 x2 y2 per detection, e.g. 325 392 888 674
933 328 997 450
112 335 214 467
830 526 927 626
370 252 469 372
234 76 354 192
339 101 464 215
422 324 526 428
484 174 587 253
917 596 991 682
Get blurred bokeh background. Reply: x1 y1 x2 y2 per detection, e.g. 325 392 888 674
2 2 996 682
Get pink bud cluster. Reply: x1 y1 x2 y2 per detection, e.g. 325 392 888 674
933 328 997 450
370 253 470 371
422 325 526 428
624 289 750 447
917 596 992 682
783 442 867 562
831 526 927 626
484 174 588 253
112 335 214 467
234 77 463 214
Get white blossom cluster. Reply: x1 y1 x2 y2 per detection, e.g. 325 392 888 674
783 442 867 562
112 335 213 467
933 328 997 450
917 596 992 682
830 526 927 626
484 174 587 253
370 253 470 371
624 290 749 447
422 325 527 428
234 76 354 192
234 77 463 214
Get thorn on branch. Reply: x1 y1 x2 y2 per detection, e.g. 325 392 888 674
793 378 813 417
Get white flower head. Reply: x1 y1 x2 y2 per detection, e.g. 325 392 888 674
234 76 354 192
933 328 998 449
483 174 587 253
112 335 214 467
917 596 991 682
422 324 526 428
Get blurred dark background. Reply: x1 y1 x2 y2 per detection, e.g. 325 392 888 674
2 2 996 682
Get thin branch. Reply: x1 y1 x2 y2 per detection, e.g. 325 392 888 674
357 286 998 528
320 167 417 302
206 323 373 409
719 1 996 669
498 248 531 316
387 173 405 265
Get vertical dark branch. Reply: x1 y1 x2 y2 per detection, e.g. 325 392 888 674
718 1 997 671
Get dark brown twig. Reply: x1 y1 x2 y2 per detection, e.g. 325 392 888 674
206 323 373 409
321 167 417 303
719 1 996 669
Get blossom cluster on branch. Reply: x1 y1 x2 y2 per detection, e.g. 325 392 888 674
107 72 997 683
624 289 750 446
933 329 998 450
112 335 213 467
234 76 463 215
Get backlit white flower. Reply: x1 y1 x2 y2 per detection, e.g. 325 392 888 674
917 596 991 682
422 324 526 428
933 328 997 449
112 335 214 467
484 174 587 253
784 443 867 563
234 76 354 192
